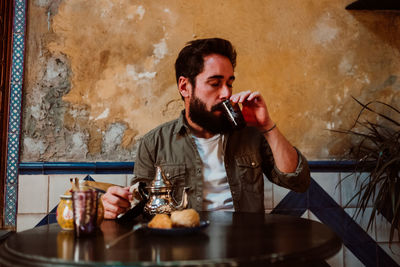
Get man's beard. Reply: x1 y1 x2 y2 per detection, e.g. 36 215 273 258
188 96 232 134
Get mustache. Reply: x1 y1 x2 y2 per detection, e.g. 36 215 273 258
211 101 225 112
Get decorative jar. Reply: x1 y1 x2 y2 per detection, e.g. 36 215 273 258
56 195 74 230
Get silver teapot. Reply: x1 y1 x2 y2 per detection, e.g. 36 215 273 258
141 166 189 215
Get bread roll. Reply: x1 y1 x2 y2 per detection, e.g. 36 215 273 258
148 214 172 229
171 209 200 228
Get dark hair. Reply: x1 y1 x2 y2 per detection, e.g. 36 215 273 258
174 38 237 87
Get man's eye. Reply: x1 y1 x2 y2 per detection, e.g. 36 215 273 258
211 83 220 87
227 84 233 88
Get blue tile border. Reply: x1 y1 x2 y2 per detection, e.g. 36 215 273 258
18 160 363 175
19 162 135 174
5 0 27 229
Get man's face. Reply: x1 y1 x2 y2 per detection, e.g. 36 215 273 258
188 95 232 134
187 54 235 134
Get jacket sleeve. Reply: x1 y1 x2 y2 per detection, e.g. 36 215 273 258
261 136 310 193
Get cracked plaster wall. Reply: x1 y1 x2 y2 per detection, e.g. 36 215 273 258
21 0 400 161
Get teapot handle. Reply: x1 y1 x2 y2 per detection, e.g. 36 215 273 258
171 186 190 198
138 182 149 200
171 186 190 207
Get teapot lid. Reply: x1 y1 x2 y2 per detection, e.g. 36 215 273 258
150 166 172 189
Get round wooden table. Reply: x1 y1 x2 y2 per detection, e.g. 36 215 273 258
0 212 341 266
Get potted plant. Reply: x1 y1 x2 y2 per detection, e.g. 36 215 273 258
332 96 400 245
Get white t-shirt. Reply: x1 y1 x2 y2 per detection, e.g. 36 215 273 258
192 134 234 211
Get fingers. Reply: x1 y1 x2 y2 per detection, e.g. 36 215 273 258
230 90 262 104
105 186 132 206
230 90 250 103
102 186 132 219
104 210 120 220
247 91 262 102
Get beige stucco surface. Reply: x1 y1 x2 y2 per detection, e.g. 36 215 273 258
22 0 400 161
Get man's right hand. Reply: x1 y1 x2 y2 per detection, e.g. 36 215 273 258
102 186 132 219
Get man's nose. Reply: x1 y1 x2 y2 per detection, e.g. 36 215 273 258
219 84 232 100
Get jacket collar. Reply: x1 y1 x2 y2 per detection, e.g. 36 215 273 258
174 110 190 135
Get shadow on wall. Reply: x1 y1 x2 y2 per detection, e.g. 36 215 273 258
347 11 400 51
344 10 400 108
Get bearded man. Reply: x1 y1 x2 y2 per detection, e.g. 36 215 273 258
102 38 310 219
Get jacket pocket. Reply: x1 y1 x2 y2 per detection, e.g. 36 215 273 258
235 154 263 192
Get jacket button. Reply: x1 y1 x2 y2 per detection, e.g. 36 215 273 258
251 162 255 166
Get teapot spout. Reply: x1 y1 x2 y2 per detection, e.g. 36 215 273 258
172 187 190 210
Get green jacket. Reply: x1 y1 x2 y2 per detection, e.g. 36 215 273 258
133 111 310 212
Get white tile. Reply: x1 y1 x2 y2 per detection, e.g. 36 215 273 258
309 211 322 223
344 207 376 241
326 244 344 267
49 174 86 210
312 172 341 205
343 246 364 267
379 242 400 265
301 209 309 219
18 175 48 213
375 213 399 242
127 174 135 186
272 184 290 208
16 214 46 232
340 172 372 208
263 177 273 209
89 174 127 187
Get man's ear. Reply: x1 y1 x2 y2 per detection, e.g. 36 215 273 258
178 76 191 98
